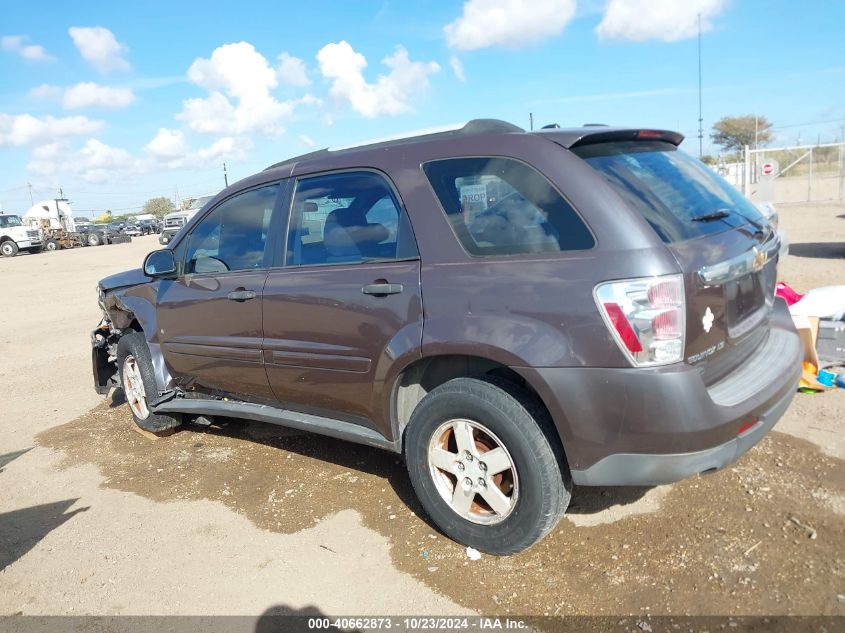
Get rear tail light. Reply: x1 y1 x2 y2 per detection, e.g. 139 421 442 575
595 274 686 366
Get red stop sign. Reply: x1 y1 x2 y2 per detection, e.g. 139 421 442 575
762 162 775 176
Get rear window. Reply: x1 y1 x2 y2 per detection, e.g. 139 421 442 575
574 141 767 243
423 157 594 256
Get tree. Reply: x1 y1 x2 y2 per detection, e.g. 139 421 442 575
142 196 175 219
710 115 773 154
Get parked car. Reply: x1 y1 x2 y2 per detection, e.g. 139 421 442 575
159 196 214 244
107 221 127 233
75 222 109 246
138 218 160 234
91 120 802 554
124 223 143 237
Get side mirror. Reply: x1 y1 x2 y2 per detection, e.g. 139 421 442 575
143 249 176 277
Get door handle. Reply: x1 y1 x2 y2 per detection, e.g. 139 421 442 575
361 283 404 296
227 289 257 302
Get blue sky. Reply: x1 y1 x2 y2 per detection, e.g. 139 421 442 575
1 0 843 216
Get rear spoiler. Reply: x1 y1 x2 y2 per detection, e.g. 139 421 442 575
535 127 684 149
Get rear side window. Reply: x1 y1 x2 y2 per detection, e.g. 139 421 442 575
574 141 768 243
423 157 594 256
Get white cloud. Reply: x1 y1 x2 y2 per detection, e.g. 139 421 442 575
68 26 129 73
145 128 187 158
278 52 310 86
299 134 316 148
178 42 312 136
27 138 143 184
597 0 728 42
316 41 440 118
1 35 23 49
0 113 104 147
62 82 135 109
449 56 466 82
2 34 53 61
444 0 576 50
197 136 248 161
28 84 63 100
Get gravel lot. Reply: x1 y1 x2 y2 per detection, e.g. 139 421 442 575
1 204 843 619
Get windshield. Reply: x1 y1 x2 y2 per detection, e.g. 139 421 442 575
574 141 767 243
0 215 23 228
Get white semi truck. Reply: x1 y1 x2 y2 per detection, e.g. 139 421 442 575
0 214 43 256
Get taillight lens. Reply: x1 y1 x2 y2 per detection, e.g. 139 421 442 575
595 274 686 366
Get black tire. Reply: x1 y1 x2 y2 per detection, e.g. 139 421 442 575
116 331 181 435
45 239 59 251
404 376 571 555
0 240 19 257
86 232 102 246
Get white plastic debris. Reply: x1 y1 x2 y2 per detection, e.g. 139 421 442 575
465 546 482 560
790 286 845 320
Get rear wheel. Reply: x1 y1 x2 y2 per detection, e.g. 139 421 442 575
0 240 19 257
86 232 102 246
45 239 59 251
404 376 571 555
116 332 181 435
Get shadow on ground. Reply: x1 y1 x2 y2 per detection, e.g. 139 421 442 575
788 242 845 259
0 448 31 473
36 403 845 616
256 605 360 633
0 499 89 571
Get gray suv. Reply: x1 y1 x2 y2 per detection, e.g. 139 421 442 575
92 120 802 554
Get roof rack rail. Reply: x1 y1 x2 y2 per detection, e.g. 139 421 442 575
264 119 524 171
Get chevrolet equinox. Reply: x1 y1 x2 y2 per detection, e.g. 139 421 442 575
92 120 802 554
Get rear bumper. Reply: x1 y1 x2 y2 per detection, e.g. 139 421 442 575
569 376 795 485
518 299 802 486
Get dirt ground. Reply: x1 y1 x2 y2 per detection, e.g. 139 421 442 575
1 204 844 619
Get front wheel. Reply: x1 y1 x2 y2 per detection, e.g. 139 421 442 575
0 240 19 257
45 239 59 251
87 232 102 246
116 332 181 435
404 377 571 555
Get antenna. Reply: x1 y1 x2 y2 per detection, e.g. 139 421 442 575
697 12 703 158
223 163 229 188
529 112 534 131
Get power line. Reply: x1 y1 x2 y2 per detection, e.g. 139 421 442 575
771 117 845 131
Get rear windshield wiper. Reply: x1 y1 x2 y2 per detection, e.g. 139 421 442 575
691 209 731 222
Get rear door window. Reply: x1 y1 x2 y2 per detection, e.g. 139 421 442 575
573 141 768 243
423 157 594 256
286 171 418 266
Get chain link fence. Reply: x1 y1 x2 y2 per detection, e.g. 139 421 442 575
716 143 845 203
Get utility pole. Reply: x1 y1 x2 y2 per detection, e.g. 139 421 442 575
697 13 704 158
223 163 229 188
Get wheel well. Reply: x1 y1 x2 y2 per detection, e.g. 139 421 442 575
394 354 547 434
